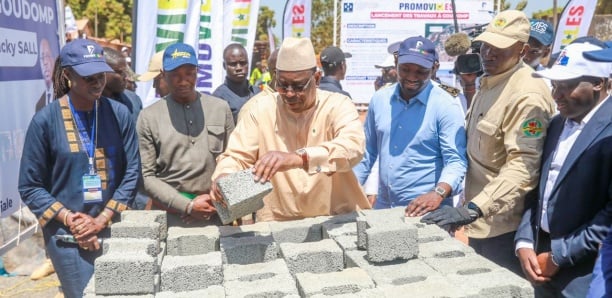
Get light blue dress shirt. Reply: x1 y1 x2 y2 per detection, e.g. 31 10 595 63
354 81 467 208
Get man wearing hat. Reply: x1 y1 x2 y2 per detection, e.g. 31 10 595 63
354 36 467 216
212 37 370 221
137 42 234 226
319 46 352 98
514 42 612 297
102 47 143 124
524 19 554 71
138 51 170 103
421 10 555 275
374 54 397 91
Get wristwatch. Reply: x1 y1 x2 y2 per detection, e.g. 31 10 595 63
433 186 448 198
295 148 309 170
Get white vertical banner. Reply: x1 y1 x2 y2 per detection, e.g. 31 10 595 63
223 0 261 75
283 0 312 39
197 0 225 95
551 0 597 54
135 0 236 105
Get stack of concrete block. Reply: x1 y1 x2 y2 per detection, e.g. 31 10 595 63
89 209 533 298
280 238 344 275
223 259 299 297
212 169 273 224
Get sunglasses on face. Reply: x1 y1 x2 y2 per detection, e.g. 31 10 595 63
275 74 314 94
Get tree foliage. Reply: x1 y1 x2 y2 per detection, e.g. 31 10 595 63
494 0 527 12
310 0 337 54
256 6 278 46
65 0 133 43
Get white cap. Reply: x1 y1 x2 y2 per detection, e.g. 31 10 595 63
375 55 395 69
533 43 611 80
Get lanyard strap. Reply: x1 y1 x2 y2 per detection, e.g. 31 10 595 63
68 96 97 174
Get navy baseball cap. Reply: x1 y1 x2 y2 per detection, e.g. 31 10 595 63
529 19 554 46
583 41 612 63
397 36 437 68
60 39 113 77
162 43 198 71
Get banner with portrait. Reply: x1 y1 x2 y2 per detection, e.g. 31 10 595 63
0 0 61 219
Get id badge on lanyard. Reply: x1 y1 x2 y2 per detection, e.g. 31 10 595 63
70 98 103 204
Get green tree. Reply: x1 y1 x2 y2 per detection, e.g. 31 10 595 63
494 0 528 12
596 0 612 14
310 0 337 54
256 6 278 46
65 0 133 43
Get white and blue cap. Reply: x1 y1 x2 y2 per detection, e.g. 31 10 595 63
582 41 612 63
60 39 113 77
533 43 612 80
162 43 198 71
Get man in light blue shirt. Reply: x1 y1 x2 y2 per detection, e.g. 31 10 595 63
354 36 467 216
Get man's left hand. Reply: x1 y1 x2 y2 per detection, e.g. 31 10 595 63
420 205 478 230
253 151 302 182
536 252 560 277
405 192 443 217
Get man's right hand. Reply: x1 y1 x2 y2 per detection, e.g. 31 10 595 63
210 174 228 207
517 247 551 285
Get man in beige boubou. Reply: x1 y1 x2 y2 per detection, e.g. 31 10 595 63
421 10 555 275
212 37 370 222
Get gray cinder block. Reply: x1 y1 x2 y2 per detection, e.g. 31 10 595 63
120 210 167 240
223 258 292 282
280 239 344 275
379 275 466 298
221 233 278 265
295 268 375 297
218 221 271 237
110 221 162 241
166 226 219 256
155 286 225 298
160 252 223 292
269 217 322 243
102 238 160 257
356 215 368 250
223 259 300 297
212 169 273 224
423 253 500 276
418 238 475 259
344 250 438 286
447 268 534 297
366 225 418 263
333 235 358 252
95 253 157 295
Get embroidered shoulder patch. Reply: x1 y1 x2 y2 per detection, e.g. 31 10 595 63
521 118 543 137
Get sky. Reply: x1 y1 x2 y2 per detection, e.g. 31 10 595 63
259 0 571 39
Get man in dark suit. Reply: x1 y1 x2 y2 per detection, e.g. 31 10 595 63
515 42 612 297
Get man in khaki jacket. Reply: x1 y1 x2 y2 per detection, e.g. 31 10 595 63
421 10 555 275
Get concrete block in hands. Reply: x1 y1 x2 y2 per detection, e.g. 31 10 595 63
212 169 273 224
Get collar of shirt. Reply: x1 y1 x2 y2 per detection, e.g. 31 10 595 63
224 78 256 95
479 61 524 90
320 76 343 89
391 80 433 106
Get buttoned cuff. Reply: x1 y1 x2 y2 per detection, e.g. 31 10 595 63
469 193 493 217
39 201 65 227
105 199 129 214
303 147 336 174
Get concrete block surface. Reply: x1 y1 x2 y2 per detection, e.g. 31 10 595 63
155 286 225 298
345 250 438 286
366 226 418 262
212 169 273 224
418 238 475 259
160 252 223 292
447 268 534 298
95 253 157 295
295 268 375 297
166 226 219 256
221 233 278 264
120 210 167 240
270 217 322 243
110 221 162 241
280 239 343 275
102 238 159 257
223 259 291 282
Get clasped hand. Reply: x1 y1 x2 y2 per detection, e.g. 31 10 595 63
181 194 217 224
68 212 104 251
